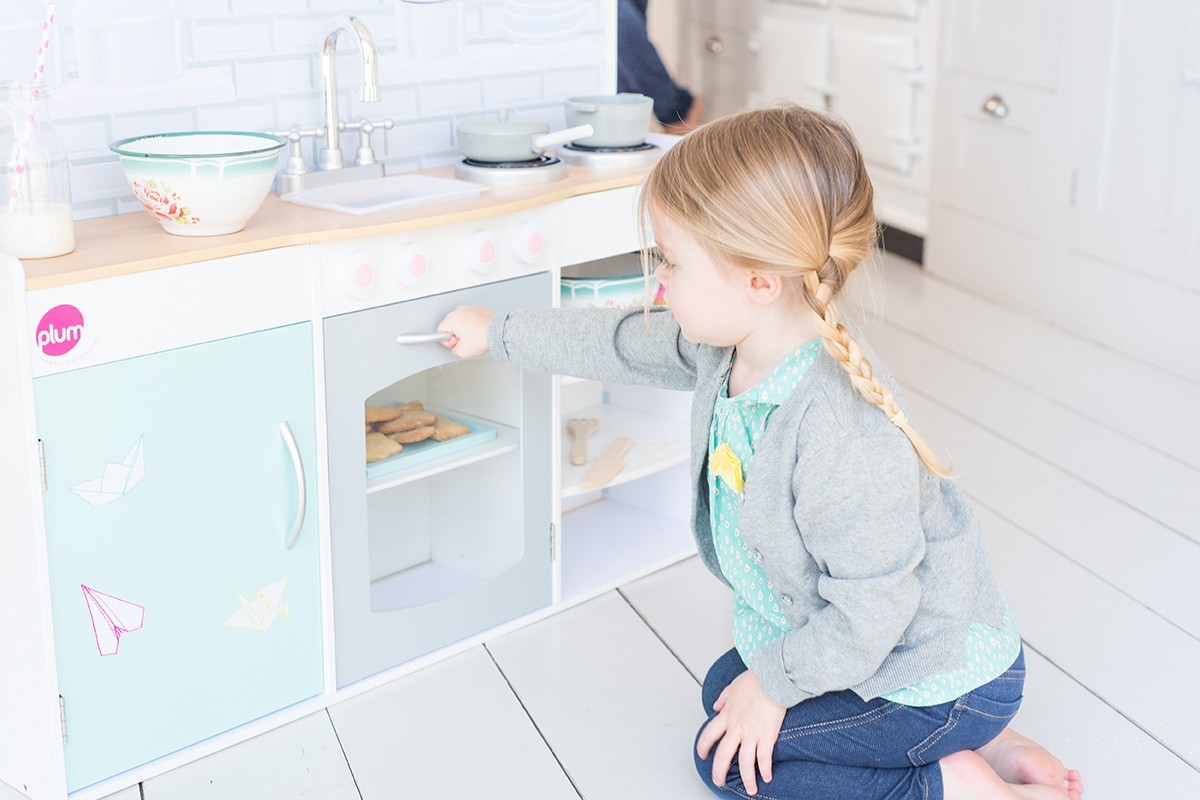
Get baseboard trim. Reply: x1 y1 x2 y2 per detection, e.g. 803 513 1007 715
879 225 924 265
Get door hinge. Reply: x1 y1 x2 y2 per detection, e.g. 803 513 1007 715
59 695 67 744
550 522 556 562
38 439 47 492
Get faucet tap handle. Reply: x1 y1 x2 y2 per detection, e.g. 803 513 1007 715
267 126 327 177
338 117 393 167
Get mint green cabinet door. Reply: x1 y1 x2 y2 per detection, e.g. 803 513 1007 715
33 323 322 793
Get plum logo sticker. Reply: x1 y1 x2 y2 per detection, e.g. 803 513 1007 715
36 304 85 357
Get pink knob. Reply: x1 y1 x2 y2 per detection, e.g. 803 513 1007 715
409 254 427 278
355 263 374 288
527 232 543 253
480 241 496 263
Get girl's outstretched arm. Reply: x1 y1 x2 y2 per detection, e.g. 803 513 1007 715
437 305 494 358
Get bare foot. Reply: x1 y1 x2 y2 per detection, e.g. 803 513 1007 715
941 750 1070 800
977 728 1084 798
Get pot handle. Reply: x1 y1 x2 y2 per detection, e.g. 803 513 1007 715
533 124 594 150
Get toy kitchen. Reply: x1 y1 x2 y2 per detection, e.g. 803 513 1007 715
0 2 695 799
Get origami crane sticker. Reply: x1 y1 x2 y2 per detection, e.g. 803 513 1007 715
82 585 145 657
71 436 146 506
223 579 290 633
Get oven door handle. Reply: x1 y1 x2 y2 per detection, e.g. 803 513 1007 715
395 332 452 344
280 421 306 550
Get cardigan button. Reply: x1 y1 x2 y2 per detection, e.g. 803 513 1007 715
779 593 794 606
748 547 763 563
738 492 746 505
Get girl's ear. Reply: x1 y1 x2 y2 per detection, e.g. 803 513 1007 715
747 271 785 306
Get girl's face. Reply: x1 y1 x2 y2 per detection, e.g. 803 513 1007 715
651 212 755 347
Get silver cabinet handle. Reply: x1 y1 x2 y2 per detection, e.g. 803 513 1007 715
280 421 306 550
705 35 724 55
981 95 1009 118
395 332 451 344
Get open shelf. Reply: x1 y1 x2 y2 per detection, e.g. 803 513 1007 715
560 497 695 602
560 402 689 498
366 412 519 494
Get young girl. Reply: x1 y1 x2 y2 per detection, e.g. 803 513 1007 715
437 104 1084 800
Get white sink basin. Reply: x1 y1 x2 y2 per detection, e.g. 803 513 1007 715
280 174 487 215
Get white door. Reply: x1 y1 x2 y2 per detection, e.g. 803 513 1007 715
943 0 1066 91
1063 0 1200 288
752 5 830 110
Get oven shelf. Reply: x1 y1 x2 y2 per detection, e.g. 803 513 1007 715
560 402 689 498
366 414 519 494
560 497 696 602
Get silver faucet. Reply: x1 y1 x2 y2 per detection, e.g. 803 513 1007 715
318 15 380 171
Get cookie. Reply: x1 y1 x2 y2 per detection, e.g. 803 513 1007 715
365 431 403 462
389 426 435 444
378 410 437 434
365 404 407 424
431 416 470 442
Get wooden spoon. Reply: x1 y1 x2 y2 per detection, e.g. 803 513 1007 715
566 417 600 465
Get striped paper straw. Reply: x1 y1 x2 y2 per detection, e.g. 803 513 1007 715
9 1 57 208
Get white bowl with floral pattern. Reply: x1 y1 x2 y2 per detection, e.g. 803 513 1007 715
111 132 285 236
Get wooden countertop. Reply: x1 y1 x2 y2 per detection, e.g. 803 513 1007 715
22 164 647 291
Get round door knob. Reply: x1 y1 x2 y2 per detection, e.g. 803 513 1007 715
981 95 1009 119
395 242 433 288
345 251 376 298
512 221 546 265
465 229 499 274
705 35 725 55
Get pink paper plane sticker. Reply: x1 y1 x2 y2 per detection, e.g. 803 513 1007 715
82 585 144 656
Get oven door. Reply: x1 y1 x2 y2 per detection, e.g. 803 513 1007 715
324 271 553 687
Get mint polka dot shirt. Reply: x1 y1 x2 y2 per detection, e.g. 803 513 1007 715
708 339 1022 707
708 339 822 666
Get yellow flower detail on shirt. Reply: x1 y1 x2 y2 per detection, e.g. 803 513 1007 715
710 442 744 493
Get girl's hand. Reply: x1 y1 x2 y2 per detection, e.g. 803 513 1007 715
436 305 494 358
696 670 786 796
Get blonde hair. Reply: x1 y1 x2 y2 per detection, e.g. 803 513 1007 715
639 103 950 477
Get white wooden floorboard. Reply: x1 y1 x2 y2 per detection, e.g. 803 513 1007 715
975 490 1200 769
618 556 733 685
881 374 1200 641
140 711 359 800
1013 647 1200 800
485 591 712 800
850 255 1200 470
327 645 577 800
859 315 1200 543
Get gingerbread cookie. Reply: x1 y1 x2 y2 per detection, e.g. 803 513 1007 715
389 426 435 444
365 431 403 463
378 410 437 434
431 416 470 442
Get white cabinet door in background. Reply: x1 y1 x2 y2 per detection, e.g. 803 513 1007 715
944 0 1066 90
1064 0 1200 289
831 29 923 174
752 5 830 110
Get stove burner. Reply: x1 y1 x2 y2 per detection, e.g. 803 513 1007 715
561 142 658 154
461 156 563 169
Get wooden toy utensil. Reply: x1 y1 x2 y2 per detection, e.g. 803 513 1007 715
578 436 632 490
566 417 600 465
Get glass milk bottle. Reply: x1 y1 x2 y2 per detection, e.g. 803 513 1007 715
0 81 76 259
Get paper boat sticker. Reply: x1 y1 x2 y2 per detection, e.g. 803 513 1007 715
223 579 290 633
71 436 146 506
82 585 145 657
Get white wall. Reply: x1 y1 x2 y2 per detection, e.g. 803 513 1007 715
4 0 609 221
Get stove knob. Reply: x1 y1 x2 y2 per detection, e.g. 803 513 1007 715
345 252 377 298
465 229 499 274
511 220 546 265
395 243 433 289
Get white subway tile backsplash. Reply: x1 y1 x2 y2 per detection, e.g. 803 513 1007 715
418 79 484 114
483 73 543 108
57 118 113 159
384 118 454 156
43 2 607 217
112 109 198 142
235 57 316 97
70 160 129 203
198 100 277 133
190 19 275 61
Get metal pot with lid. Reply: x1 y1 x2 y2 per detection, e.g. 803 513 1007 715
564 93 653 148
456 113 594 162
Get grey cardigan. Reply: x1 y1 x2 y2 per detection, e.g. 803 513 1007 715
489 305 1007 708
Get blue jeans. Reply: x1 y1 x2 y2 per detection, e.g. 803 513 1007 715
694 648 1026 800
616 0 694 125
